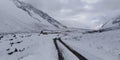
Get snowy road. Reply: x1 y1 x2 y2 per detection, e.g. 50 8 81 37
53 38 64 60
53 37 87 60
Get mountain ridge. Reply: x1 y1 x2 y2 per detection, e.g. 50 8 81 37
12 0 67 29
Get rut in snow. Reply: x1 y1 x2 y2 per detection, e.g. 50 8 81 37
53 38 64 60
53 37 87 60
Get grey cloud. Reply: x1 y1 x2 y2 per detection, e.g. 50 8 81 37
22 0 120 29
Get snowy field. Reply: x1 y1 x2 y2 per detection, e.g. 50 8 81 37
0 29 120 60
62 30 120 60
0 33 58 60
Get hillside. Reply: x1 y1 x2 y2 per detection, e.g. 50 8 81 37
0 0 66 33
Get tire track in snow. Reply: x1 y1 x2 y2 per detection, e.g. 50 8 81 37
57 37 87 60
53 38 64 60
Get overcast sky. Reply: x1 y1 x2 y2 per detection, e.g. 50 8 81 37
23 0 120 29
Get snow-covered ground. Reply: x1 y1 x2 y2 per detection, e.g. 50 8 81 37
62 29 120 60
0 28 120 60
0 33 58 60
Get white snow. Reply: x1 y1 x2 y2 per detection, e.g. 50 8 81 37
0 0 57 33
0 33 58 60
0 0 120 60
61 29 120 60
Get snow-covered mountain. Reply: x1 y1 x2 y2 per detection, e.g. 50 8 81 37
0 0 120 60
12 0 67 29
102 15 120 28
0 0 66 33
96 11 120 29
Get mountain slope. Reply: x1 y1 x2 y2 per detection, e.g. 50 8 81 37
12 0 67 29
98 11 120 29
0 0 66 33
